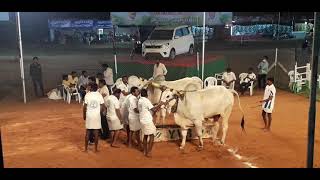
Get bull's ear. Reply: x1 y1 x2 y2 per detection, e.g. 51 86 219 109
170 89 174 92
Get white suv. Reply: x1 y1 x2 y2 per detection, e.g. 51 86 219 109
142 25 194 60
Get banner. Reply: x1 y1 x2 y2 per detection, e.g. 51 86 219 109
72 20 93 28
48 19 112 29
0 12 9 21
94 20 113 28
111 12 232 26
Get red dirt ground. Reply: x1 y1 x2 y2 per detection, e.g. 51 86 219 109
1 90 320 168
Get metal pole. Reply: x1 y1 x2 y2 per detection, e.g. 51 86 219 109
274 48 278 85
0 128 4 168
197 52 199 77
306 12 319 168
201 12 206 82
113 25 118 78
16 12 26 104
277 12 281 40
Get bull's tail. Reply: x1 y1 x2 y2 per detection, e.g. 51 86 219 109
230 89 246 133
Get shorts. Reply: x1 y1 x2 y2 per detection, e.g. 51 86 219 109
262 101 274 113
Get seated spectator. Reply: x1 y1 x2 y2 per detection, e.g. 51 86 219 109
68 71 79 88
79 71 89 99
222 68 236 89
239 67 256 95
79 71 89 88
62 74 71 87
96 73 103 85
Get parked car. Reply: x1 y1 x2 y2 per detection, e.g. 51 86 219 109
142 25 195 60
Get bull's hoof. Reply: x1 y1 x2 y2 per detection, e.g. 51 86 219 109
197 146 204 151
219 140 225 146
179 146 185 150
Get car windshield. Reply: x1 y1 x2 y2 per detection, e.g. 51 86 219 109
149 30 173 40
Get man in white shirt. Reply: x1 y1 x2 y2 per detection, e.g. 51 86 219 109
240 67 256 95
222 68 236 89
106 89 123 148
103 64 114 94
118 76 130 105
138 89 167 157
98 79 110 140
259 77 276 132
83 83 105 152
79 71 89 99
68 71 79 87
127 86 142 149
153 60 168 81
120 93 131 146
257 56 269 90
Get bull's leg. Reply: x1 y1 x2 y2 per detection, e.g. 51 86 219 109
220 111 231 145
155 111 160 125
211 121 220 145
194 120 204 150
179 128 188 150
160 108 166 125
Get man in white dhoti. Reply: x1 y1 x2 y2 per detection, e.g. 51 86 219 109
117 75 130 143
106 89 123 148
138 89 167 157
127 86 142 150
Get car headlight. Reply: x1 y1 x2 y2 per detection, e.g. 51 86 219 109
163 43 170 48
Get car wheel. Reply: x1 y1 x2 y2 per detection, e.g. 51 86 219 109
169 49 176 60
189 45 194 55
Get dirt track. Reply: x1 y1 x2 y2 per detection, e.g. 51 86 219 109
1 89 320 168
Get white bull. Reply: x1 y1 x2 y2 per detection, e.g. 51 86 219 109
147 77 203 125
163 85 245 150
112 75 149 92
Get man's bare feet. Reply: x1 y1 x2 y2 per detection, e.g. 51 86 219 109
145 153 152 158
111 144 120 148
264 128 270 132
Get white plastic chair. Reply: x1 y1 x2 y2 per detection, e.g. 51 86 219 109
239 73 254 96
63 85 81 104
204 77 217 88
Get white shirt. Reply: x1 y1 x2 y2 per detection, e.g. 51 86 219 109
78 75 89 87
258 60 269 75
222 72 236 83
118 82 130 105
98 85 109 106
84 91 104 129
153 63 168 78
106 95 120 120
104 67 114 85
262 84 276 113
128 95 139 120
138 97 154 124
243 73 256 83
